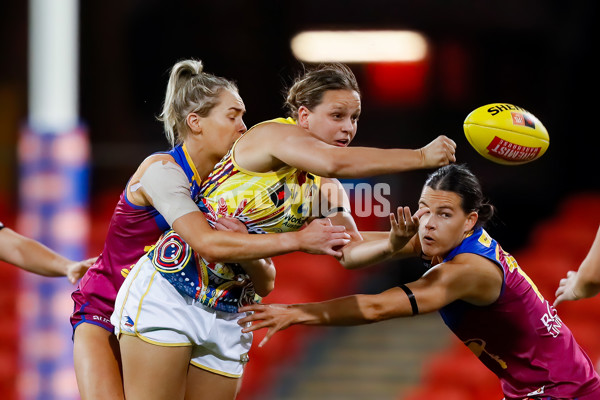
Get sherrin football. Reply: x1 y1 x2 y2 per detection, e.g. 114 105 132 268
463 103 549 165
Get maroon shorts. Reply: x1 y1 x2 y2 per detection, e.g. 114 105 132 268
70 273 119 335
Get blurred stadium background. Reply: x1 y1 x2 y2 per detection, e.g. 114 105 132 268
0 1 598 399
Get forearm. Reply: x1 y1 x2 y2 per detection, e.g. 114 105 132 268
289 295 379 326
10 238 69 276
574 228 600 298
190 230 300 263
322 147 424 179
340 230 420 269
339 238 393 269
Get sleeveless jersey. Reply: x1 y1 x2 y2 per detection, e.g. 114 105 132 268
154 118 321 313
71 144 202 329
439 227 600 399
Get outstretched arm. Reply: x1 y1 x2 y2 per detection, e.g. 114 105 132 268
554 225 600 306
174 213 350 263
336 207 426 269
235 123 456 179
132 156 352 263
317 178 422 269
0 225 96 284
239 253 503 347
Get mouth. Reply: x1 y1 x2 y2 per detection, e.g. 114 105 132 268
422 235 435 245
334 139 349 147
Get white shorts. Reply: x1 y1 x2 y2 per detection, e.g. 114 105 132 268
111 256 252 378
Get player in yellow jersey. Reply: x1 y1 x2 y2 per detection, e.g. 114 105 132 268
75 59 351 400
113 63 457 400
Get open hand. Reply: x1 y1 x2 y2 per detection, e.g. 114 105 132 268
238 303 295 347
388 206 428 253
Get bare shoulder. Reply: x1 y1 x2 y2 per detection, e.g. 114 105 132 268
126 153 177 205
241 121 306 146
439 253 504 305
131 153 176 180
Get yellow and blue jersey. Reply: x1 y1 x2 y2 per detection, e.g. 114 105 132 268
153 118 322 312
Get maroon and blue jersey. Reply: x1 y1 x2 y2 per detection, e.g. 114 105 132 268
439 227 600 399
71 144 202 332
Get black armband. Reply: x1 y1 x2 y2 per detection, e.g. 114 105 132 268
399 284 419 316
322 207 350 217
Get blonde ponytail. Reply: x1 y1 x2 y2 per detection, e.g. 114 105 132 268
158 59 238 147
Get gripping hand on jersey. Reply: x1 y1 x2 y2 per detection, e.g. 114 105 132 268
299 218 351 258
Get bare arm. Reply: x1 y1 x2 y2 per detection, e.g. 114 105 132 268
0 227 96 284
239 253 502 347
318 178 421 269
337 207 427 269
235 123 456 178
173 212 349 263
554 225 600 306
130 155 352 262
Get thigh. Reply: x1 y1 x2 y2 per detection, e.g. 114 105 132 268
120 334 192 400
73 323 123 400
185 363 240 400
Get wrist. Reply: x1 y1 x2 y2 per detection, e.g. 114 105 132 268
418 148 425 167
286 231 303 253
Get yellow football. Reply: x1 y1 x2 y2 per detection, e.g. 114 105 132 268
463 103 549 165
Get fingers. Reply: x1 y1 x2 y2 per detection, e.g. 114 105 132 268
430 135 457 166
258 332 275 347
320 218 332 226
553 294 565 307
413 207 429 221
391 206 419 231
215 216 248 233
389 212 398 230
214 222 230 232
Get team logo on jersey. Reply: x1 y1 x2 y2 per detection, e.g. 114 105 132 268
151 231 193 274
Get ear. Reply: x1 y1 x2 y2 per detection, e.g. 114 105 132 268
297 106 311 129
186 113 203 134
465 211 478 232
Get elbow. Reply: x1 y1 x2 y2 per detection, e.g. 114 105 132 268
320 158 353 178
187 235 231 264
360 296 391 323
255 281 275 298
338 259 361 270
192 243 224 264
198 250 227 264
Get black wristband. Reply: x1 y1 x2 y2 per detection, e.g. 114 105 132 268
399 284 419 316
322 207 350 217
